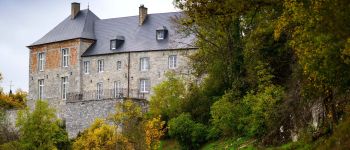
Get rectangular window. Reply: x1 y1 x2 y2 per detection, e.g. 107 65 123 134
62 48 69 67
97 82 103 99
140 79 150 93
38 52 45 71
83 61 90 74
117 61 122 70
140 57 150 71
114 81 122 98
168 55 177 69
38 79 44 99
110 40 117 50
98 59 104 72
156 30 164 40
61 76 68 100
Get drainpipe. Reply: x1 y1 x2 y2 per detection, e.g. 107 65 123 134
127 52 130 98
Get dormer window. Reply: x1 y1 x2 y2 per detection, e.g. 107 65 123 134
156 26 168 40
110 35 125 50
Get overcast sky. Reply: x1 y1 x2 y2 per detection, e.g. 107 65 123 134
0 0 178 93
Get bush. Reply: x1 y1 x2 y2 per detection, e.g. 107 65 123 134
168 113 207 150
16 100 69 149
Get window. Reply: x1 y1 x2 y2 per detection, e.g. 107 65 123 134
114 81 122 98
97 82 103 99
110 40 117 50
117 61 122 70
140 79 150 93
98 60 104 72
83 61 90 74
168 55 177 69
156 30 164 40
38 52 45 71
140 57 149 71
62 48 69 67
61 76 68 100
38 79 44 99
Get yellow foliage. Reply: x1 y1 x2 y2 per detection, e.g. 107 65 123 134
144 116 165 150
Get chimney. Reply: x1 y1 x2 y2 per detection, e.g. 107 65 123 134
139 4 148 26
71 2 80 19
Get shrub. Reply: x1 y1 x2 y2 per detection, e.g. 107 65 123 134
16 100 69 150
168 113 207 150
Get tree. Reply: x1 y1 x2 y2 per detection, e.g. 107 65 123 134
16 100 68 150
73 119 119 150
144 116 165 150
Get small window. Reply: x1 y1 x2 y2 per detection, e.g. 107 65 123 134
156 26 168 40
38 79 44 99
140 79 150 93
98 59 104 73
117 61 122 70
61 76 68 100
114 81 122 98
140 57 150 71
168 55 177 69
97 82 103 100
62 48 69 67
156 30 164 40
38 52 45 71
84 61 90 74
110 40 117 50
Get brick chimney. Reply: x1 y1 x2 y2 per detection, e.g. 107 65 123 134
139 4 148 26
71 2 80 19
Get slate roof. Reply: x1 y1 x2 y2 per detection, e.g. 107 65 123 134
30 9 100 46
30 9 195 56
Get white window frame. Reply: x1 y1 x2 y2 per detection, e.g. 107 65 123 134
83 61 90 74
114 81 122 98
140 79 149 93
140 57 149 71
156 30 164 40
98 59 104 73
111 40 117 50
168 55 177 69
62 48 69 67
61 76 68 100
117 61 122 71
97 82 103 100
38 79 44 99
38 52 45 71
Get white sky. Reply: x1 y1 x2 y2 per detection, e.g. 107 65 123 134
0 0 178 93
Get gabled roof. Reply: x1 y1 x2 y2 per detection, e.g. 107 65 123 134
82 12 195 56
29 9 99 46
29 9 195 55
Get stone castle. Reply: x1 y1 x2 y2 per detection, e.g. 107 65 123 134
27 3 195 137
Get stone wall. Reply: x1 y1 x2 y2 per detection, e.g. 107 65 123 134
65 99 121 138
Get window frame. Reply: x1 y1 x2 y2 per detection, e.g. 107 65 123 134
140 79 150 93
168 55 177 69
38 79 44 99
38 52 45 71
61 48 69 67
156 30 165 40
140 57 150 71
114 81 122 98
83 61 90 74
97 59 104 73
110 39 117 50
61 76 68 100
117 61 122 71
97 82 103 100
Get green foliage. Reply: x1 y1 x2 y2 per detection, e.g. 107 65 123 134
16 100 69 150
168 113 207 150
149 72 185 121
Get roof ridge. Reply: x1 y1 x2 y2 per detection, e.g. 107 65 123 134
99 11 181 21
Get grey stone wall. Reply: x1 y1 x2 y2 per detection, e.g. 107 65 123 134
65 99 120 138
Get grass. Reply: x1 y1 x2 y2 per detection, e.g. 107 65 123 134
201 137 256 150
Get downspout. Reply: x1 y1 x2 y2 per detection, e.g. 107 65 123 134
127 52 130 98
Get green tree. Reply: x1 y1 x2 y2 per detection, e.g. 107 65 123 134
149 72 186 121
16 100 68 150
